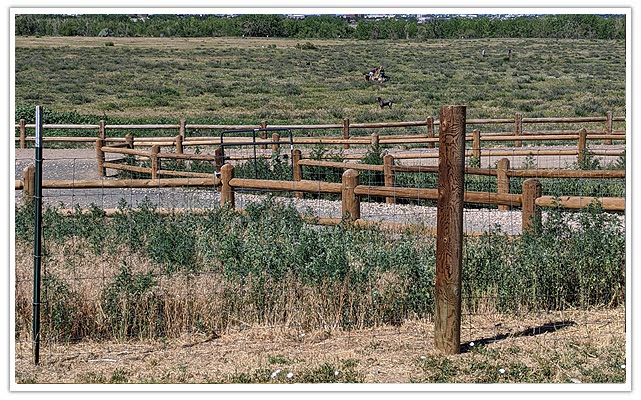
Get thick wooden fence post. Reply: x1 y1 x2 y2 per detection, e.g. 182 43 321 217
292 149 303 199
214 147 224 173
95 138 106 177
99 120 106 140
214 147 224 192
577 127 587 166
497 158 510 211
19 119 26 149
179 119 186 142
220 164 235 208
176 119 185 155
604 111 613 145
272 132 280 152
260 120 267 149
427 116 435 149
151 145 160 180
175 134 184 167
514 112 522 147
435 105 466 355
343 118 350 150
342 169 360 221
125 134 134 149
472 129 481 161
371 132 379 149
522 179 542 234
383 154 395 204
22 165 35 206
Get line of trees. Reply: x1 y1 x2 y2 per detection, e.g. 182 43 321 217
15 13 625 40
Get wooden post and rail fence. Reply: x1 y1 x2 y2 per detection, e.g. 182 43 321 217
15 105 626 357
15 112 625 154
18 162 623 218
89 126 622 181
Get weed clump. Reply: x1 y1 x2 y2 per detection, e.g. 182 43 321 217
295 41 318 50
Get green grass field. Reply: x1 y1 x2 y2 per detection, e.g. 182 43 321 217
14 36 626 125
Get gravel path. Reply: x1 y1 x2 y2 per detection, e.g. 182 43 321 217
13 145 624 235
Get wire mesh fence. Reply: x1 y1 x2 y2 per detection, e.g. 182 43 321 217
13 121 626 384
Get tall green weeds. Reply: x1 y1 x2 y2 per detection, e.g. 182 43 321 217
14 196 624 343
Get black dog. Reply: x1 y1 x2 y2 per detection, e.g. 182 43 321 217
377 97 392 109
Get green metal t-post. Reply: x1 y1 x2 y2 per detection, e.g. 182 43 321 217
32 105 43 365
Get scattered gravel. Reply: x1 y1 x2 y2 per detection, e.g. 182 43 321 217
231 191 525 235
14 145 625 236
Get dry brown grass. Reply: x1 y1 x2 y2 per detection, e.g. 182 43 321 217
14 237 427 342
14 307 625 384
15 238 626 385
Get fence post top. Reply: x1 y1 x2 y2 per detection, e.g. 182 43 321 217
342 168 359 179
522 178 542 186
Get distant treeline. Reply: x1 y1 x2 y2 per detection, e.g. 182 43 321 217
15 14 625 40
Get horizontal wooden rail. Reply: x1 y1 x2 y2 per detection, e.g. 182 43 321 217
101 146 152 157
185 124 263 130
297 159 385 172
156 152 220 161
16 115 625 131
156 170 217 178
301 159 625 179
300 160 498 176
535 195 625 211
16 137 97 143
583 134 627 140
478 134 626 142
354 185 522 206
507 169 625 178
390 165 499 176
229 178 343 194
19 124 101 129
521 117 608 123
480 129 622 136
102 162 150 174
358 149 612 160
231 147 624 162
18 132 625 146
480 134 579 141
29 177 219 189
104 124 181 129
354 185 437 200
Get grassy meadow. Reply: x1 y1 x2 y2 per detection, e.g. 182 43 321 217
14 36 626 124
